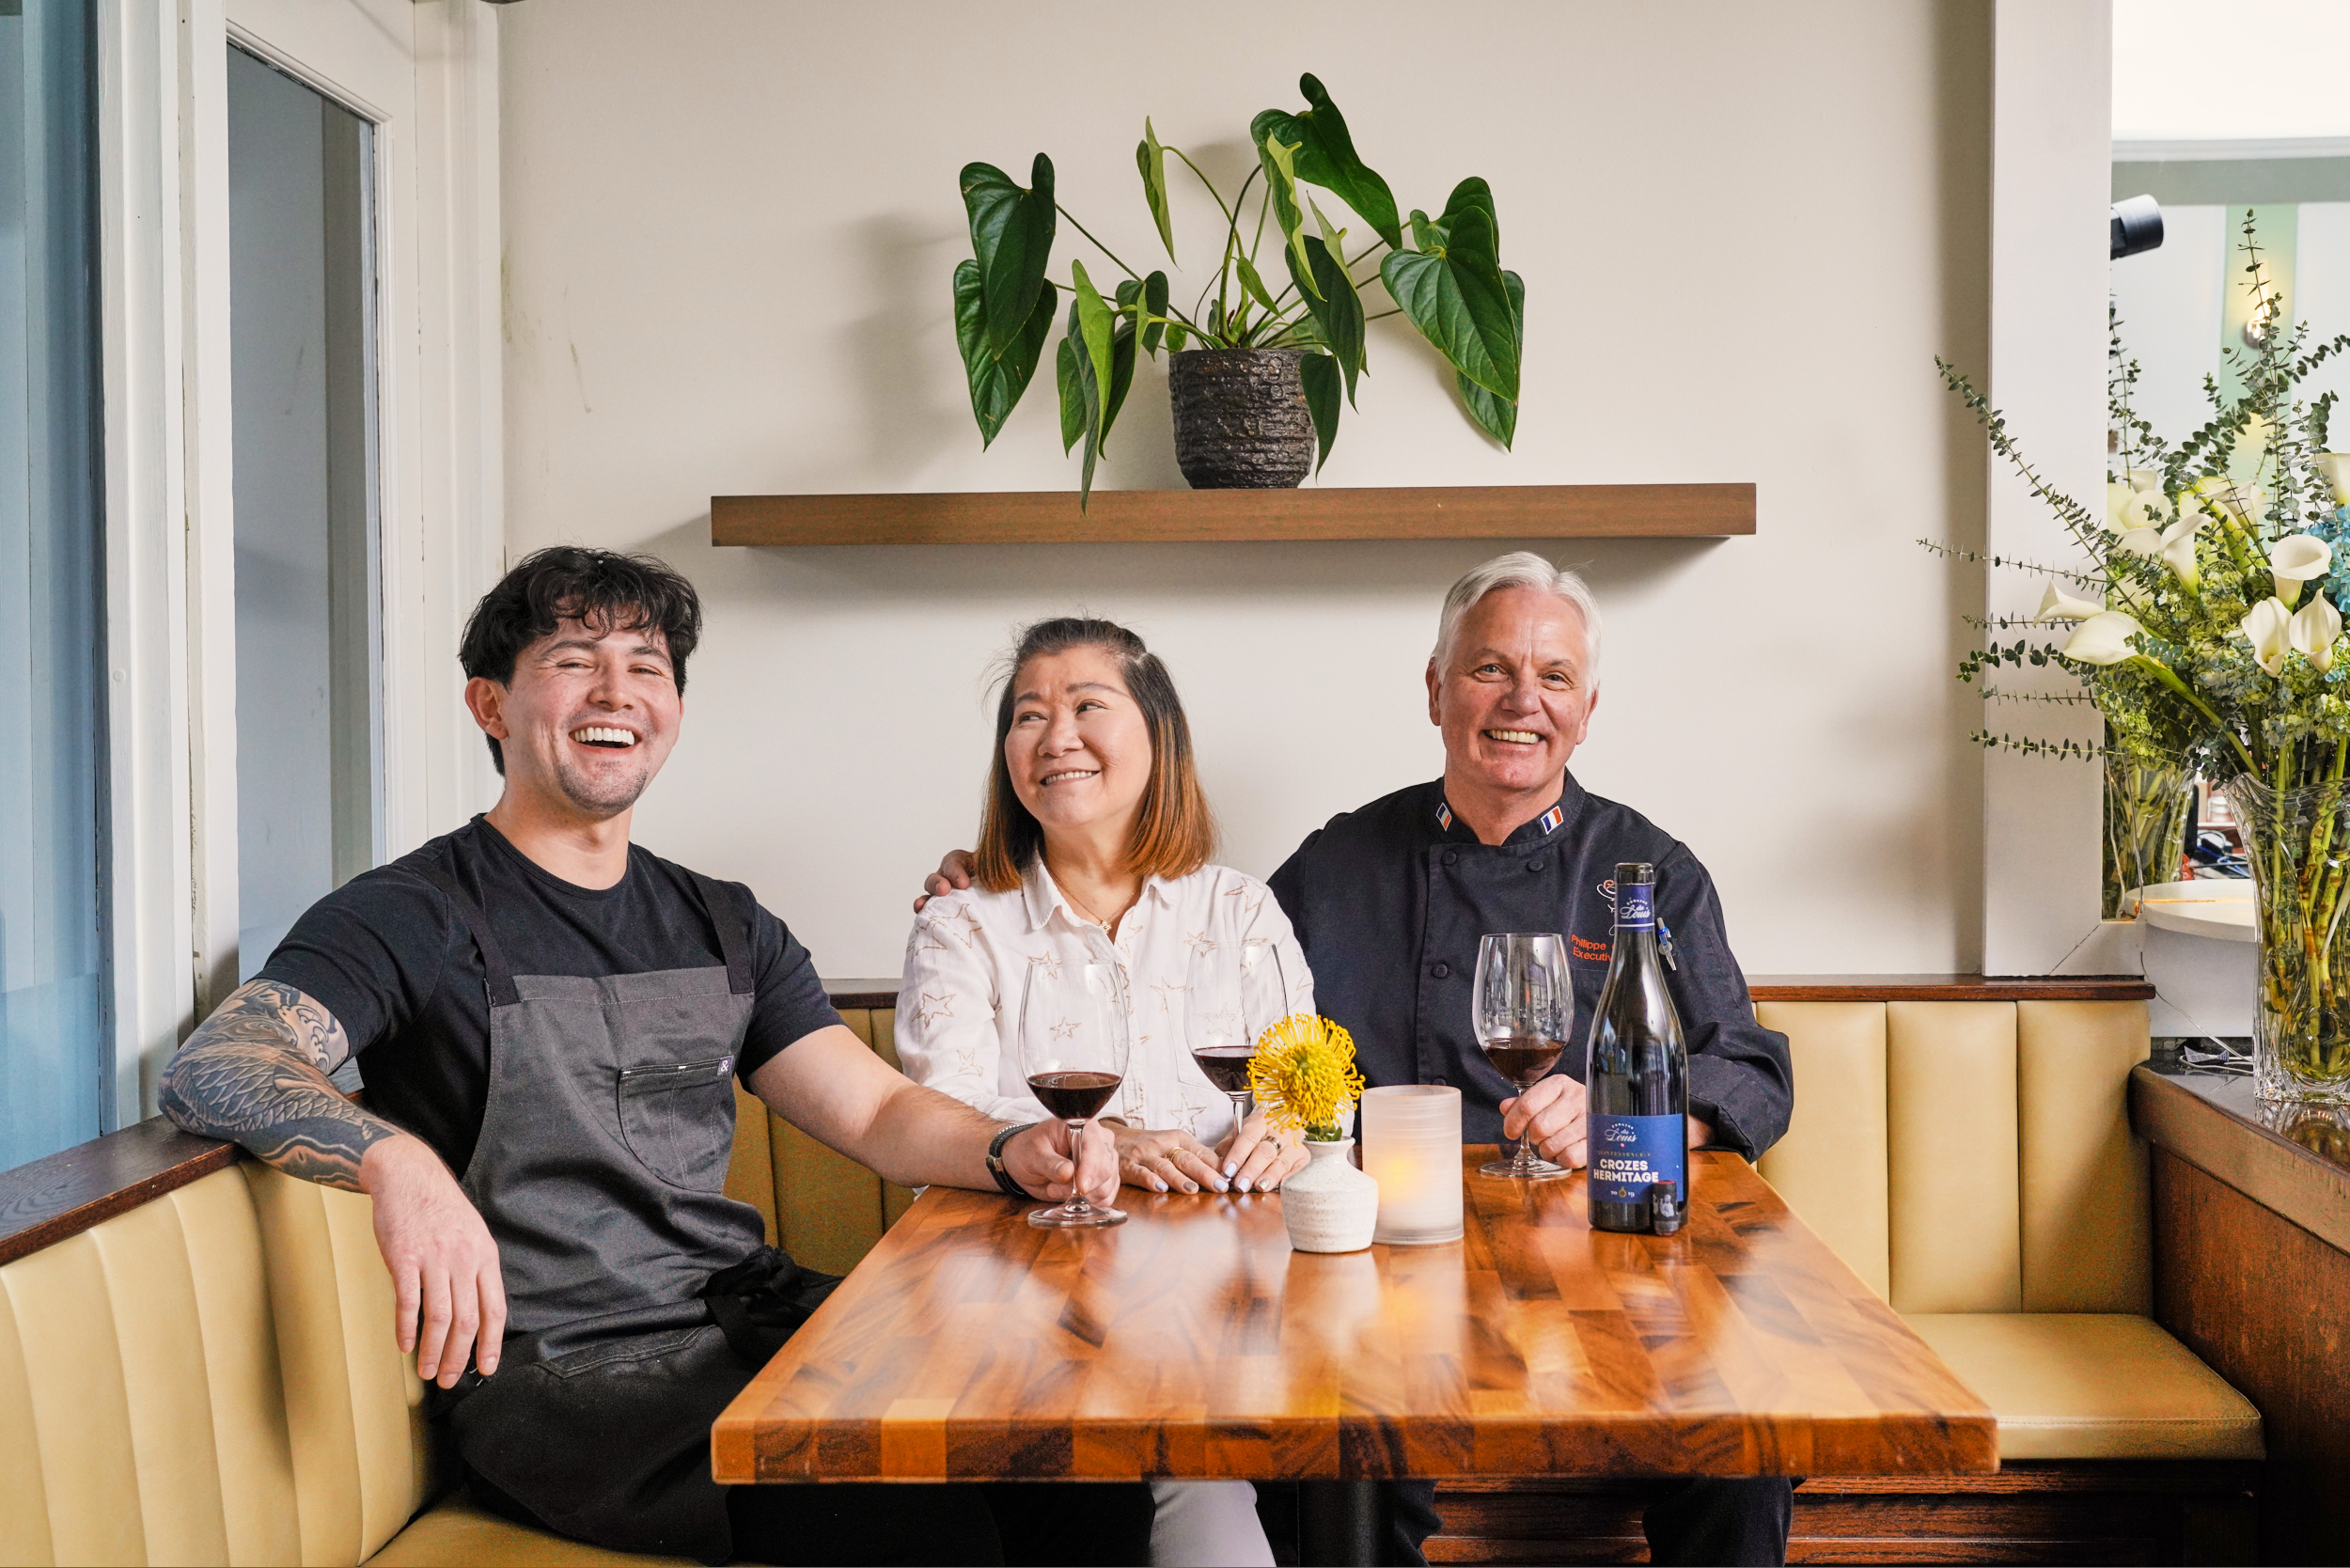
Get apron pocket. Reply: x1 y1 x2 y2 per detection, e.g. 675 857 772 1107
615 1055 737 1190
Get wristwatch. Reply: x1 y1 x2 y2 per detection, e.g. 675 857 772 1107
987 1121 1038 1199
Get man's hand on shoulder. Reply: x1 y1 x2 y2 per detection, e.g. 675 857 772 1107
914 849 976 913
360 1134 507 1388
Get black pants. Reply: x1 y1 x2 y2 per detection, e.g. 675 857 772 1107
439 1322 1153 1566
1261 1477 1793 1566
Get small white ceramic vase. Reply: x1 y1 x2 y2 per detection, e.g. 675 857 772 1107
1280 1138 1380 1253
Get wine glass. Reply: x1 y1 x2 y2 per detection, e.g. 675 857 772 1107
1019 957 1131 1228
1473 933 1574 1180
1186 937 1289 1150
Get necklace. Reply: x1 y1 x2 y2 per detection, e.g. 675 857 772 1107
1060 879 1137 934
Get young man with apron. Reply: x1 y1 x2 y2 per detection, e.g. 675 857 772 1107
163 547 1152 1566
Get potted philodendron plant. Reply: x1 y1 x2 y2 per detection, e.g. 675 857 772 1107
952 73 1524 508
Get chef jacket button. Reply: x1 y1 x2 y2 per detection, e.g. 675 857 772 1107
1432 961 1450 979
1528 857 1545 871
1429 1074 1450 1088
1442 850 1459 867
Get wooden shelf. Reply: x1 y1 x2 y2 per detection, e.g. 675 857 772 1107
710 482 1754 547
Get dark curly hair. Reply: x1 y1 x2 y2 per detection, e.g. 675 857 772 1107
459 546 703 775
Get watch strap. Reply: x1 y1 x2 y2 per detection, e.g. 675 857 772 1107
987 1121 1037 1199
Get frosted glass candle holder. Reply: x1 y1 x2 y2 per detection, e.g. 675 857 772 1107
1363 1085 1465 1246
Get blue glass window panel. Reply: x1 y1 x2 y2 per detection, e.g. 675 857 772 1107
0 0 107 1168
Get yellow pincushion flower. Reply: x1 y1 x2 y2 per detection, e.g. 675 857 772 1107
1246 1014 1366 1142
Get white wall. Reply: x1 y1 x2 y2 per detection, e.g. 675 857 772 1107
2114 0 2350 142
496 0 1997 980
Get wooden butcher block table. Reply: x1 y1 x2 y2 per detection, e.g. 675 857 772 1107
714 1149 1994 1560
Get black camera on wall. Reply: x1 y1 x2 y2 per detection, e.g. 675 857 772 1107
2112 194 2164 260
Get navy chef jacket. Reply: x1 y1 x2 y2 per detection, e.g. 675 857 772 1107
1267 773 1793 1158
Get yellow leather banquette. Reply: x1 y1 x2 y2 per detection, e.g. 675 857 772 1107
1752 997 2260 1463
0 995 2261 1564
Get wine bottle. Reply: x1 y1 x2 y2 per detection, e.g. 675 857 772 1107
1585 861 1688 1233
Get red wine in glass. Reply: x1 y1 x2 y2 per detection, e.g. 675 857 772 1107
1190 1047 1256 1095
1026 1070 1122 1121
1482 1033 1564 1088
1473 933 1574 1180
1019 961 1130 1229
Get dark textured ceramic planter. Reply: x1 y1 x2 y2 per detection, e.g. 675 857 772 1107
1167 349 1314 489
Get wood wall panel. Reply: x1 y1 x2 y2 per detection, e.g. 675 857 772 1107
2154 1147 2350 1563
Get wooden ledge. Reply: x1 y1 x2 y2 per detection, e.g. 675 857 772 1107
0 1118 240 1267
1747 974 2157 1002
826 975 2159 1010
2133 1065 2350 1252
712 483 1755 547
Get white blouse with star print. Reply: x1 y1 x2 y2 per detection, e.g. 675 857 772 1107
895 858 1316 1137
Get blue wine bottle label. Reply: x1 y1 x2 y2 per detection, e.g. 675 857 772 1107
1590 1114 1684 1206
1616 882 1655 931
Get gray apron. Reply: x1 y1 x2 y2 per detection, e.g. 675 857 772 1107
417 861 768 1362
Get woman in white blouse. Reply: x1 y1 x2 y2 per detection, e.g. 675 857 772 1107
897 616 1307 1568
898 615 1311 1198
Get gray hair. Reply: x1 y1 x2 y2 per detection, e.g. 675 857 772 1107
1433 552 1603 683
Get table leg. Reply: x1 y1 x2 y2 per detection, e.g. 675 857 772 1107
1296 1480 1381 1566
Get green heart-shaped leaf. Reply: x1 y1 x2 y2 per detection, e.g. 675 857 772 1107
1439 177 1497 249
1301 352 1342 472
1292 74 1402 249
960 155 1057 359
1056 336 1084 455
1456 269 1523 448
1063 267 1140 510
1248 113 1319 298
954 261 1056 447
1071 259 1117 434
1380 204 1517 401
1235 252 1279 313
1136 118 1176 263
1141 271 1169 354
1288 234 1364 407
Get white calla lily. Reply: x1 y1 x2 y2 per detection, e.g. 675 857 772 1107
2116 527 2165 558
2269 534 2333 606
2291 593 2343 673
2189 475 2264 527
2104 480 2174 533
2037 582 2104 620
2243 596 2294 676
2316 453 2350 508
2061 611 2144 666
2160 525 2201 590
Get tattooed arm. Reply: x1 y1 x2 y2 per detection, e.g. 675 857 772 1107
160 979 506 1387
158 979 398 1188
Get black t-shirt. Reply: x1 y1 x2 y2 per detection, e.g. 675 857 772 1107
258 816 842 1175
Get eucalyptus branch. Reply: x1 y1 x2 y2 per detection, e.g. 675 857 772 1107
1972 729 2105 761
1980 686 2098 705
1918 538 2104 587
1964 613 2076 631
1936 358 2106 557
2129 654 2258 775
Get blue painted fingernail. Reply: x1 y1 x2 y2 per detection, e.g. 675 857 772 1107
1212 1177 1229 1192
1223 1161 1238 1177
1236 1177 1252 1192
